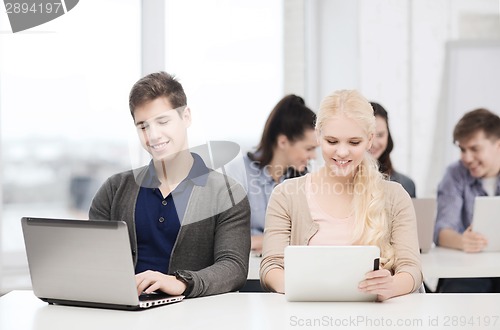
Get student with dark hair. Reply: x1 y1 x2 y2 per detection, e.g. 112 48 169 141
434 108 500 293
229 95 318 254
369 102 416 197
89 71 251 298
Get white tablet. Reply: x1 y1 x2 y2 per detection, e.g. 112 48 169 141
472 196 500 252
284 245 380 302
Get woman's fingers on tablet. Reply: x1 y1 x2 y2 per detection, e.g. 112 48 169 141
359 269 392 291
364 269 391 280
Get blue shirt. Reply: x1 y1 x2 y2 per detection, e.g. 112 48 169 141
134 153 209 274
434 160 500 244
234 154 305 235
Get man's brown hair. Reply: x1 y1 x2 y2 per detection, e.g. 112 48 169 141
453 108 500 143
128 71 187 118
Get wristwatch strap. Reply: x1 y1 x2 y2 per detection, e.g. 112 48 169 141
174 270 194 296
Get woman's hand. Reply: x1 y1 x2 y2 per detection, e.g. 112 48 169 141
358 268 395 301
135 270 187 296
359 269 415 301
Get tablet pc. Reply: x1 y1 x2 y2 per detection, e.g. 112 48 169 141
284 245 380 302
472 196 500 252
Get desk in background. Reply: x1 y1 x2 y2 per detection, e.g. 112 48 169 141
1 290 500 330
241 255 262 291
247 254 261 280
421 247 500 278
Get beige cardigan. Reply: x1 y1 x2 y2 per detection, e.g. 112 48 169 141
260 174 423 293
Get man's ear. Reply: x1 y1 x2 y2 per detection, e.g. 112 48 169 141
494 137 500 148
182 106 192 128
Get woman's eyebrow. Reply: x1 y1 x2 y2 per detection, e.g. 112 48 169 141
323 135 364 140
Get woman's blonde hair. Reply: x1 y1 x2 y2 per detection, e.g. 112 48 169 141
316 90 395 270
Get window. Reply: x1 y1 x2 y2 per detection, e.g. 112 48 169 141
0 0 141 293
0 0 284 294
163 0 284 152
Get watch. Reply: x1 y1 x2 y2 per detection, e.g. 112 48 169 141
174 270 194 296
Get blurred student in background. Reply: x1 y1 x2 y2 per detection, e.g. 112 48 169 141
434 108 500 292
260 90 422 300
227 95 317 254
369 102 416 197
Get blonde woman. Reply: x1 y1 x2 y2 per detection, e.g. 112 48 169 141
260 90 422 301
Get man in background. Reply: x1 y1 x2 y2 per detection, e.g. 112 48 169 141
434 108 500 292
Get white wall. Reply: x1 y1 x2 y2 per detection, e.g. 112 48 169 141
441 41 500 168
300 0 500 197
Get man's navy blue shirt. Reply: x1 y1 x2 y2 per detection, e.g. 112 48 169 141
134 153 209 274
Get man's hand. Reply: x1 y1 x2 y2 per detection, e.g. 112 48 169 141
135 270 187 296
462 226 488 253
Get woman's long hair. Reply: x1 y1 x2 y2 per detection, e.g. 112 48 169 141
317 90 395 270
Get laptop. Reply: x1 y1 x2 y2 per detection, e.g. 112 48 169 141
411 198 437 253
471 196 500 252
284 245 380 302
21 217 184 310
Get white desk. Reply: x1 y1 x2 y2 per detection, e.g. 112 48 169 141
421 247 500 278
1 290 500 330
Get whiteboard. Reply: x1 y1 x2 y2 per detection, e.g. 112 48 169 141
444 40 500 167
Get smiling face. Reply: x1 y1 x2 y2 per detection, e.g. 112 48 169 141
282 129 318 172
369 115 389 160
457 130 500 178
319 114 373 178
134 97 191 162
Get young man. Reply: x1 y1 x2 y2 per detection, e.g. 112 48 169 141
434 108 500 292
89 71 250 298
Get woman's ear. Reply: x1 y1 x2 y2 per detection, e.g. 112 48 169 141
277 134 289 149
367 132 374 150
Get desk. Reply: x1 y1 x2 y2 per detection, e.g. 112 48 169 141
1 290 500 330
421 247 500 278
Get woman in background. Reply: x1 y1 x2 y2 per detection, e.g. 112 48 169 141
237 95 318 254
369 102 416 197
260 90 422 300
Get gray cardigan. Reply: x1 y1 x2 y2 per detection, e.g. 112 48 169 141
89 165 251 298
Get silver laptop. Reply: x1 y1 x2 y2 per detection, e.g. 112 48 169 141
412 198 437 253
471 196 500 252
284 245 380 302
21 217 184 310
